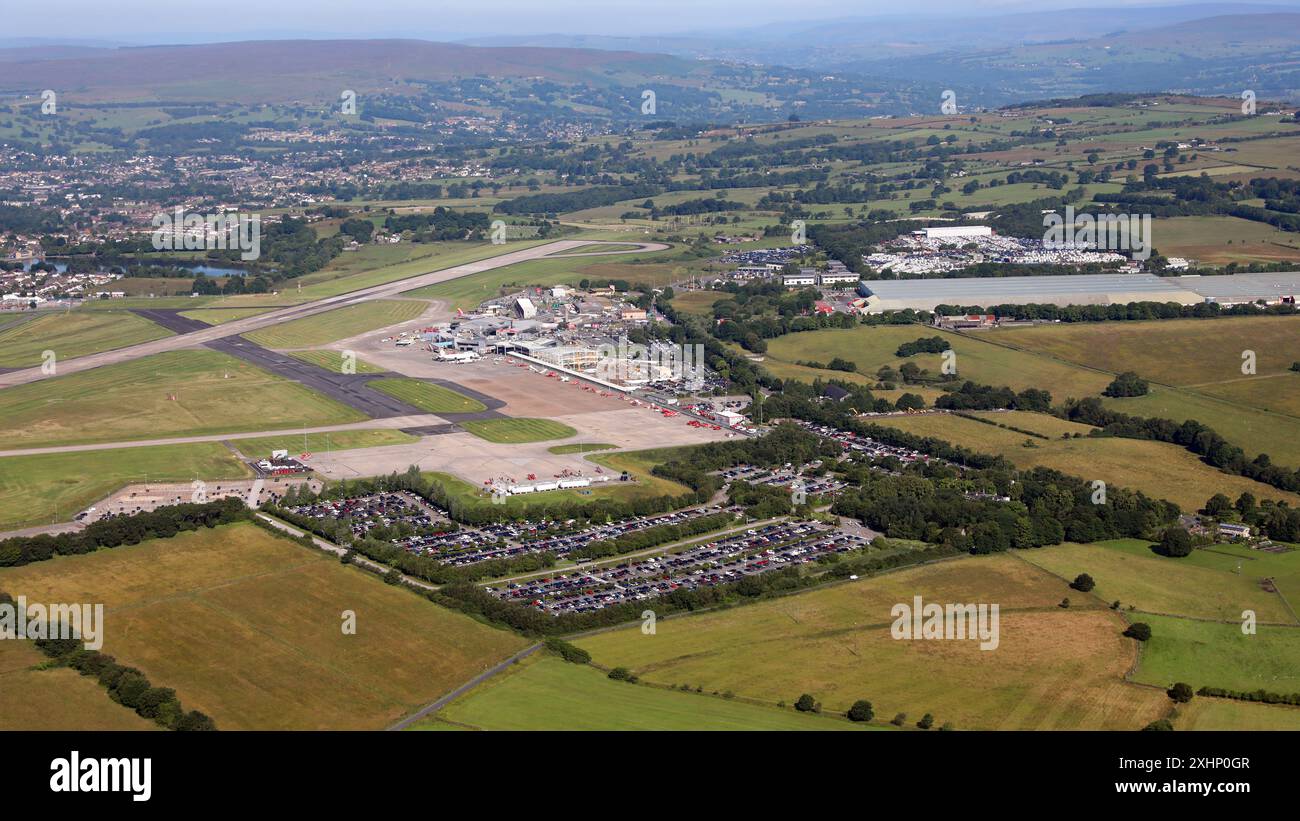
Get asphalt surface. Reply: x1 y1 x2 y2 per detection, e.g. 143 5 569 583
0 239 669 390
130 308 212 334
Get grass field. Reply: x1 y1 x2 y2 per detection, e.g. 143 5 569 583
984 317 1300 387
0 522 528 729
402 247 678 311
1173 698 1300 730
548 442 617 454
577 553 1169 730
0 350 366 448
242 299 428 348
177 307 278 325
1134 614 1300 693
229 429 417 457
424 654 873 731
1019 540 1298 624
462 417 577 443
0 642 156 730
0 442 250 531
765 325 1114 397
368 378 487 413
287 349 386 374
873 412 1300 511
0 310 171 367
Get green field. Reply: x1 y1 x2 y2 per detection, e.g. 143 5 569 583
242 299 428 348
577 553 1169 730
0 442 251 531
765 324 1114 397
0 350 365 448
177 307 278 325
875 412 1300 511
0 522 528 729
424 655 873 731
548 442 617 454
1135 613 1300 693
1019 540 1298 624
1173 698 1300 730
369 378 487 413
0 310 171 367
287 349 386 374
403 247 678 311
461 417 577 443
229 429 417 457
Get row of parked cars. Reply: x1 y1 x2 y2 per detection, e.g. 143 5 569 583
286 493 439 538
487 521 869 614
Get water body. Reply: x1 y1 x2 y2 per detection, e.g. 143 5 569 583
19 260 249 277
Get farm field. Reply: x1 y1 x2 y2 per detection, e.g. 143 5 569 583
577 553 1169 730
462 417 577 443
765 325 1113 397
368 378 487 413
1103 385 1300 465
424 654 872 731
983 317 1300 387
0 350 365 448
0 442 250 531
242 299 428 348
1019 540 1298 624
0 642 156 730
0 522 528 729
0 310 171 367
1134 614 1300 693
873 411 1300 511
1151 216 1300 263
1173 698 1300 731
287 349 386 374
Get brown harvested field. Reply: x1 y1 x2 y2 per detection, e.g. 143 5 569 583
1173 698 1300 731
0 522 528 729
0 641 156 730
577 554 1169 730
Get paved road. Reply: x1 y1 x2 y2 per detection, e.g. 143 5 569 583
0 240 668 390
386 642 544 731
0 415 448 458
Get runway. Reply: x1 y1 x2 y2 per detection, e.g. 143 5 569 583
0 239 668 390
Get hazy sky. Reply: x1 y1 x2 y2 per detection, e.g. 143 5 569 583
11 0 1298 42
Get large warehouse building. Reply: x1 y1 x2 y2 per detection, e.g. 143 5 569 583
855 272 1299 313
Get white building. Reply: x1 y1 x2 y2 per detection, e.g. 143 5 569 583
922 226 993 240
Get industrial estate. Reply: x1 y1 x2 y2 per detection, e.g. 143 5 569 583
2 4 1300 745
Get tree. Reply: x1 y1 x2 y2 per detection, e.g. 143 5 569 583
1204 493 1233 518
794 694 817 712
1071 573 1095 592
1143 719 1174 731
891 712 907 726
847 699 874 722
1154 527 1194 558
1103 371 1149 397
607 667 632 681
1124 622 1152 642
916 713 935 730
1167 682 1194 704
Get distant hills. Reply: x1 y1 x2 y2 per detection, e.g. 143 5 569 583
0 6 1295 115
